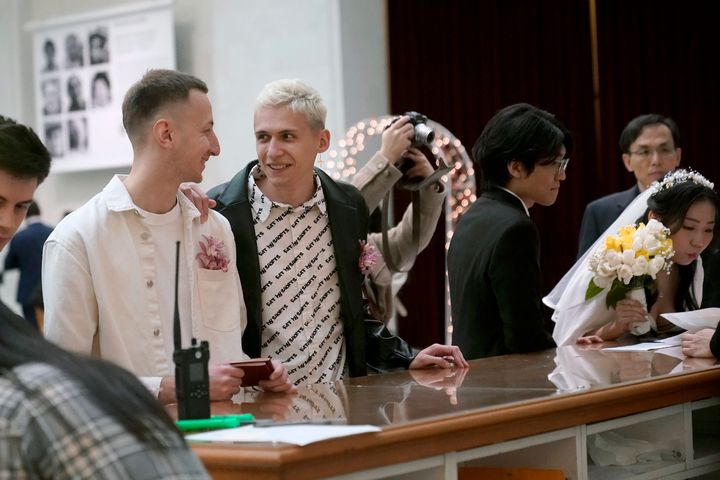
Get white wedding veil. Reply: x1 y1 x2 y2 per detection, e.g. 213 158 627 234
543 185 705 346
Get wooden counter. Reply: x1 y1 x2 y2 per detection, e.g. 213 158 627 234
189 346 720 479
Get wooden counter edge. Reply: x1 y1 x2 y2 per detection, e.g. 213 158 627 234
192 367 720 480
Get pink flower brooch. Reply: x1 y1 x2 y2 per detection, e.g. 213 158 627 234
196 235 230 272
358 240 379 275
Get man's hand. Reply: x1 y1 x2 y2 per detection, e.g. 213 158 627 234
380 115 413 163
257 359 297 393
681 329 716 358
180 182 216 224
207 363 245 399
156 364 244 405
400 147 434 180
409 343 469 369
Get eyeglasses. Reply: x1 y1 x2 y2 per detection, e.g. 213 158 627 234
629 146 676 160
551 157 570 174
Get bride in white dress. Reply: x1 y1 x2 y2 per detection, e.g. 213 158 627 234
546 169 718 346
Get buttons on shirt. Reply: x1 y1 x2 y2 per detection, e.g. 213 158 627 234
146 280 154 288
152 328 160 337
140 232 151 241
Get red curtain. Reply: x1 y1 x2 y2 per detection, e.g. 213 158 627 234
387 0 720 346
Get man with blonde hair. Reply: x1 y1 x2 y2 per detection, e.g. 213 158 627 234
208 79 467 385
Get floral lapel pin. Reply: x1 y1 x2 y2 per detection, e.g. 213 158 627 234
358 239 379 276
197 235 230 272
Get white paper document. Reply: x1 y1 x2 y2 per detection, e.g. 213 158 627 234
186 424 381 446
660 308 720 332
602 342 673 352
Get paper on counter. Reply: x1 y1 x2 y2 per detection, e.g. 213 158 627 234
602 342 674 352
186 424 381 446
660 308 720 332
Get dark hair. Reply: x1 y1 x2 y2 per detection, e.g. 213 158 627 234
472 103 572 188
642 179 719 310
619 114 680 154
122 69 208 144
0 306 181 445
0 116 51 183
93 71 110 87
646 181 719 235
27 201 40 217
89 31 106 48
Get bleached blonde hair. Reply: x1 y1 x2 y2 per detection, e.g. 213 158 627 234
254 79 326 131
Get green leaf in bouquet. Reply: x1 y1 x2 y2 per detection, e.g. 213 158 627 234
605 279 629 309
585 279 605 301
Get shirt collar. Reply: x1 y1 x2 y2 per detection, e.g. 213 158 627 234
498 186 530 217
103 174 200 221
247 165 327 223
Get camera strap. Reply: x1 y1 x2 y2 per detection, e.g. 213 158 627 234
379 155 452 273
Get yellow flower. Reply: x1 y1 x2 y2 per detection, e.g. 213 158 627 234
620 233 634 251
636 249 650 260
618 225 637 237
605 235 621 251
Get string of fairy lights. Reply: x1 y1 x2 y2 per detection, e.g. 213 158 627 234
318 116 476 342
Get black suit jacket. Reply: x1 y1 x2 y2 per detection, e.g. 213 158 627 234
577 185 640 257
208 161 413 377
4 222 53 304
447 186 555 359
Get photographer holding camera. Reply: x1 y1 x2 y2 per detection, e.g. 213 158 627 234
352 114 447 322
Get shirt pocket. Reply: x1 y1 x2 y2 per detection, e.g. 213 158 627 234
196 268 240 332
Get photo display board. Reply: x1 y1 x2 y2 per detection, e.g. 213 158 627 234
28 0 176 173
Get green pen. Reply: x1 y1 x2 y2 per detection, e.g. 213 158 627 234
176 414 255 432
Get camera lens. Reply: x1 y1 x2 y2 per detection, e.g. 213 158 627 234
414 124 435 145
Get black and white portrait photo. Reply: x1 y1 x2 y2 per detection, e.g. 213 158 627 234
41 38 58 72
91 71 111 107
44 122 64 157
68 117 89 152
88 27 109 64
64 32 84 68
67 74 86 111
41 78 62 115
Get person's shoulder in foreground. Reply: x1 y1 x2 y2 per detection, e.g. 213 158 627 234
0 361 208 480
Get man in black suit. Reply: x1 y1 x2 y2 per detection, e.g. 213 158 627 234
3 201 53 329
447 103 572 359
208 79 466 385
577 114 681 256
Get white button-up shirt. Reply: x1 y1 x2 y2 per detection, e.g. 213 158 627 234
43 175 248 395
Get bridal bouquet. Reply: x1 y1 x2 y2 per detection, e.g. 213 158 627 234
585 219 674 309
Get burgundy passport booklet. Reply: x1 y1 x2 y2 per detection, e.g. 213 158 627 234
230 358 273 386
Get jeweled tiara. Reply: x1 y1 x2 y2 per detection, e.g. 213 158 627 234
649 168 714 194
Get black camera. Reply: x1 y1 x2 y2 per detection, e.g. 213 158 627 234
174 338 211 420
404 111 435 147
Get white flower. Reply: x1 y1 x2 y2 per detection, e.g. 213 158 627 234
621 249 636 265
645 218 665 235
643 236 661 252
648 256 667 278
605 250 622 268
593 274 614 289
596 263 617 279
632 256 649 276
617 264 634 285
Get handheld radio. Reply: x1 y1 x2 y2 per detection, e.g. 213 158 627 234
172 241 210 419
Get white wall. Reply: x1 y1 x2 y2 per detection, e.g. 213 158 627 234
0 0 389 311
